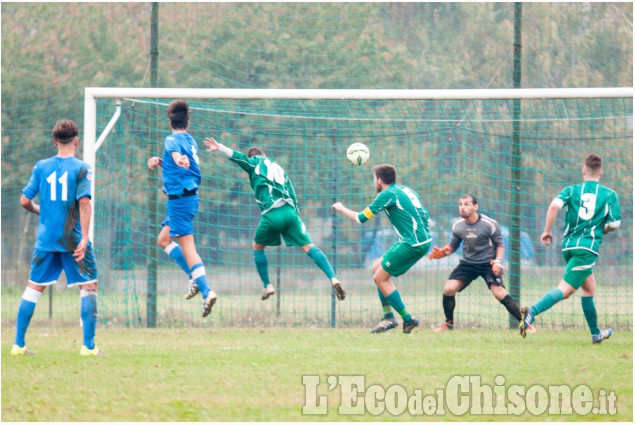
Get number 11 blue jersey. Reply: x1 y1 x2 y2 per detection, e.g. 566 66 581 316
22 156 93 252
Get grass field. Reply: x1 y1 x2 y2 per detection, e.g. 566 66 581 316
2 327 632 421
2 264 632 330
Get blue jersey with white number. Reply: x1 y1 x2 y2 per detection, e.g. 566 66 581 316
161 132 201 195
22 156 93 252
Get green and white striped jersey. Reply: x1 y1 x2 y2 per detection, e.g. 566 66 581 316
228 149 299 215
554 181 621 255
358 184 431 247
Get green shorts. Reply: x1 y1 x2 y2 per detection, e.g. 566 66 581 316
381 241 430 277
562 249 598 289
254 204 313 247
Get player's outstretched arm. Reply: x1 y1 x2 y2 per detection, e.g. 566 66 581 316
20 194 40 215
331 202 360 223
147 156 163 170
428 244 453 260
204 137 234 157
205 137 255 175
203 137 221 153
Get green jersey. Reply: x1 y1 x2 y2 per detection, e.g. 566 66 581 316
358 184 431 247
228 149 299 215
554 181 621 255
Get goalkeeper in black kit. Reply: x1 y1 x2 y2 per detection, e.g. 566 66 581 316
428 194 535 333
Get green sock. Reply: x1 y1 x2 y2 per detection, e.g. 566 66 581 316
531 288 564 316
307 247 335 279
378 289 394 319
253 250 270 288
581 296 600 335
385 289 411 323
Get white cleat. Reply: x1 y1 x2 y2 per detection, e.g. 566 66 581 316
202 291 218 317
331 277 346 301
184 279 199 300
261 284 276 300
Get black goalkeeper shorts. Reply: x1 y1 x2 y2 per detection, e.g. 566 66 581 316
448 260 504 291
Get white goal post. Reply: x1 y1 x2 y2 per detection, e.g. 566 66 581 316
83 86 633 239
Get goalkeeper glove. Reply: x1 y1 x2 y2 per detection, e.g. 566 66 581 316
429 244 452 260
491 258 504 276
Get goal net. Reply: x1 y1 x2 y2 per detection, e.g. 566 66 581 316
81 88 631 330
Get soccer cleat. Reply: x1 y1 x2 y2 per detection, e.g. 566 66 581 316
370 318 399 333
184 279 199 300
403 317 420 334
202 291 217 317
330 277 346 301
592 328 613 344
433 320 454 332
261 284 276 301
519 306 534 338
11 344 35 356
79 345 107 356
526 325 537 334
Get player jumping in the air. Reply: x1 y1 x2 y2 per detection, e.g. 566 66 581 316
147 100 217 317
332 164 430 334
13 120 102 356
520 154 621 343
429 194 535 333
203 137 345 302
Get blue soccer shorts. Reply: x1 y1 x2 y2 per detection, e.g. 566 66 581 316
28 242 98 286
164 195 199 238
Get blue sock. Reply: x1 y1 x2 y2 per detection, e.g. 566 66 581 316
253 250 270 288
165 242 192 278
307 246 336 279
14 287 42 347
191 263 210 298
80 289 98 350
378 288 394 319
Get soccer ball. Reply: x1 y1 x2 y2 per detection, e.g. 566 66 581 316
346 143 370 166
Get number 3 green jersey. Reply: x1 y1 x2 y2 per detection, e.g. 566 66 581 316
357 184 432 247
228 149 299 215
554 181 621 255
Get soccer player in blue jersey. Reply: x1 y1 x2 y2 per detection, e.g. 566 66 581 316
520 154 621 343
332 164 430 333
12 120 102 356
147 100 217 317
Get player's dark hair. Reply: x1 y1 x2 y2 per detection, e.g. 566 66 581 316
167 100 189 130
373 164 397 185
247 147 265 157
460 194 478 205
53 119 78 144
585 154 602 173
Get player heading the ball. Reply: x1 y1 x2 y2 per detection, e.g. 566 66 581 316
204 136 346 303
332 164 431 334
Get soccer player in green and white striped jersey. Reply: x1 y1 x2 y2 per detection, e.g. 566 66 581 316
204 137 345 302
520 154 621 343
332 164 431 334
